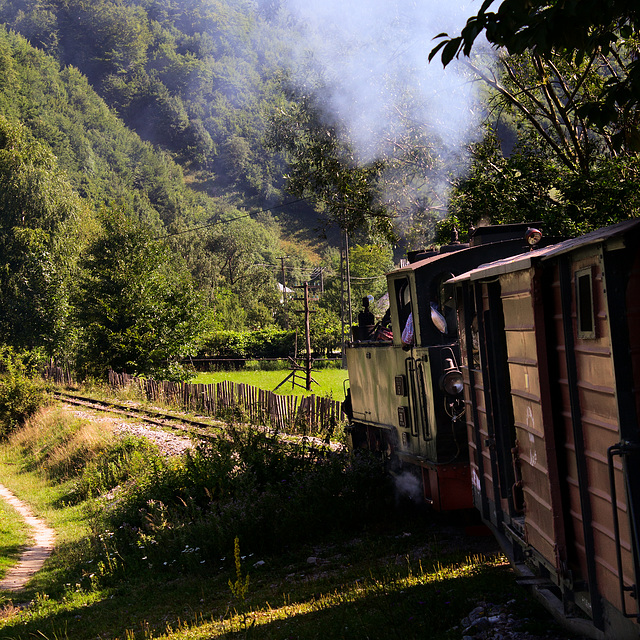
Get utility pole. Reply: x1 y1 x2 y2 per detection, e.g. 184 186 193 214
303 282 312 391
345 232 353 329
274 281 317 392
340 230 353 368
277 256 289 328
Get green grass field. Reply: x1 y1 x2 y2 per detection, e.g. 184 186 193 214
192 367 349 401
0 404 572 640
0 497 31 580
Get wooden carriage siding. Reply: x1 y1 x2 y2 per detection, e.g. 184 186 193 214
43 366 345 437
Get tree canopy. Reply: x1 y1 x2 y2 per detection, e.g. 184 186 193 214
0 116 90 354
430 0 640 148
429 1 640 240
75 209 212 380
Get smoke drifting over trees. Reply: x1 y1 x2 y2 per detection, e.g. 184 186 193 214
281 0 482 163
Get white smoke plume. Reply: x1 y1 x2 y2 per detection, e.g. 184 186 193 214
281 0 483 164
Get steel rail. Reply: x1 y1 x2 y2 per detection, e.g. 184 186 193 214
51 390 223 443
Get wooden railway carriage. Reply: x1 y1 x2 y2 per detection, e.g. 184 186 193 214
344 224 550 511
452 219 640 639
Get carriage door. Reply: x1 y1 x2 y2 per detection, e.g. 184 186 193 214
477 281 518 526
603 244 640 622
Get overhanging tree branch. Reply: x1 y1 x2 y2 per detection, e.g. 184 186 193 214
464 59 578 172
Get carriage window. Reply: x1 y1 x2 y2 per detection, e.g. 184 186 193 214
576 267 596 339
395 279 412 329
431 273 457 336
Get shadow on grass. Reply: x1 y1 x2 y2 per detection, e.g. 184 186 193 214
0 558 567 640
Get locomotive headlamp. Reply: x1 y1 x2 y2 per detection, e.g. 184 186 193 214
525 227 542 246
440 358 464 396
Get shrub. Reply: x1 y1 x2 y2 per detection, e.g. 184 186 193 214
199 329 296 360
313 358 342 370
0 346 48 437
244 359 290 371
71 435 161 501
90 426 391 577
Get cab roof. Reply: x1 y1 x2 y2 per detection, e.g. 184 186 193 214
448 219 640 284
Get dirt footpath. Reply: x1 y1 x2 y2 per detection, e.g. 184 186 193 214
0 484 55 592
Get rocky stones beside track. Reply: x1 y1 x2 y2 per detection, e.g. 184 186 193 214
458 601 588 640
65 405 193 457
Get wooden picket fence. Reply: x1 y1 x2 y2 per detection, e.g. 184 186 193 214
43 364 75 386
107 370 345 438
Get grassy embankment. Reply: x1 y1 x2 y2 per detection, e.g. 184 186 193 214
0 396 571 640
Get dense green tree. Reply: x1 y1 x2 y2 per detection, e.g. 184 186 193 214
432 7 640 239
0 116 89 355
74 208 211 380
444 128 565 237
317 243 393 324
267 94 395 241
347 244 394 310
308 306 341 357
167 209 286 330
442 126 640 241
0 25 214 231
267 71 452 248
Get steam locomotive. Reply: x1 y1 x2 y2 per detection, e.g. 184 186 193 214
343 219 640 639
343 222 553 510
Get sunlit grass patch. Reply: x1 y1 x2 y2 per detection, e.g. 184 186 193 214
192 368 348 400
10 406 114 481
89 553 513 640
0 498 31 580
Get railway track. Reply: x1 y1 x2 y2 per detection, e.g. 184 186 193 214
52 390 224 444
52 390 342 452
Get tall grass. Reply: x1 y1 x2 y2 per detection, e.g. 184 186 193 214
4 406 390 583
88 425 391 581
8 406 161 503
10 407 113 480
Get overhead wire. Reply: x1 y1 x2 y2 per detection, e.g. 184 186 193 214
155 197 310 240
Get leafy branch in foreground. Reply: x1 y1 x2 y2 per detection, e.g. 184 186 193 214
430 0 640 152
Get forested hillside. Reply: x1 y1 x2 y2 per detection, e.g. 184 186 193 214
0 5 326 377
0 25 202 231
0 0 301 211
2 0 638 381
